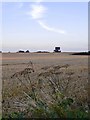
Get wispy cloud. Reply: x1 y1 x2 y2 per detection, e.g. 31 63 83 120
27 0 66 34
38 20 66 34
27 4 47 19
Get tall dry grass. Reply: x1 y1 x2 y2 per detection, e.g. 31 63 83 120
2 61 89 118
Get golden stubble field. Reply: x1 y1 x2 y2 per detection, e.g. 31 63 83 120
1 52 89 117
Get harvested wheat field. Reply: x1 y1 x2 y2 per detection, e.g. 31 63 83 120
1 52 89 118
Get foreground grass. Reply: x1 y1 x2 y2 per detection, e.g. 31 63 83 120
3 97 89 119
2 61 89 118
0 115 2 120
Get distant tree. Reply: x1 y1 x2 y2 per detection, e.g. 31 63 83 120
18 50 24 53
54 47 61 52
26 50 29 53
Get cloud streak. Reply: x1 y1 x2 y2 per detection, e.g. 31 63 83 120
27 4 47 19
28 0 66 34
38 20 66 34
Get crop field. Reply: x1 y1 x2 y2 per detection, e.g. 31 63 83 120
1 52 89 118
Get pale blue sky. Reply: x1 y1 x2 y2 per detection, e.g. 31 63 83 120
2 2 88 52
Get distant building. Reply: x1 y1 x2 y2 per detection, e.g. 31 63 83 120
54 47 61 52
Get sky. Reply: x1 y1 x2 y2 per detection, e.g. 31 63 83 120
2 1 88 52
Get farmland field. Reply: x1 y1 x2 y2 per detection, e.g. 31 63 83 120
1 52 89 118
